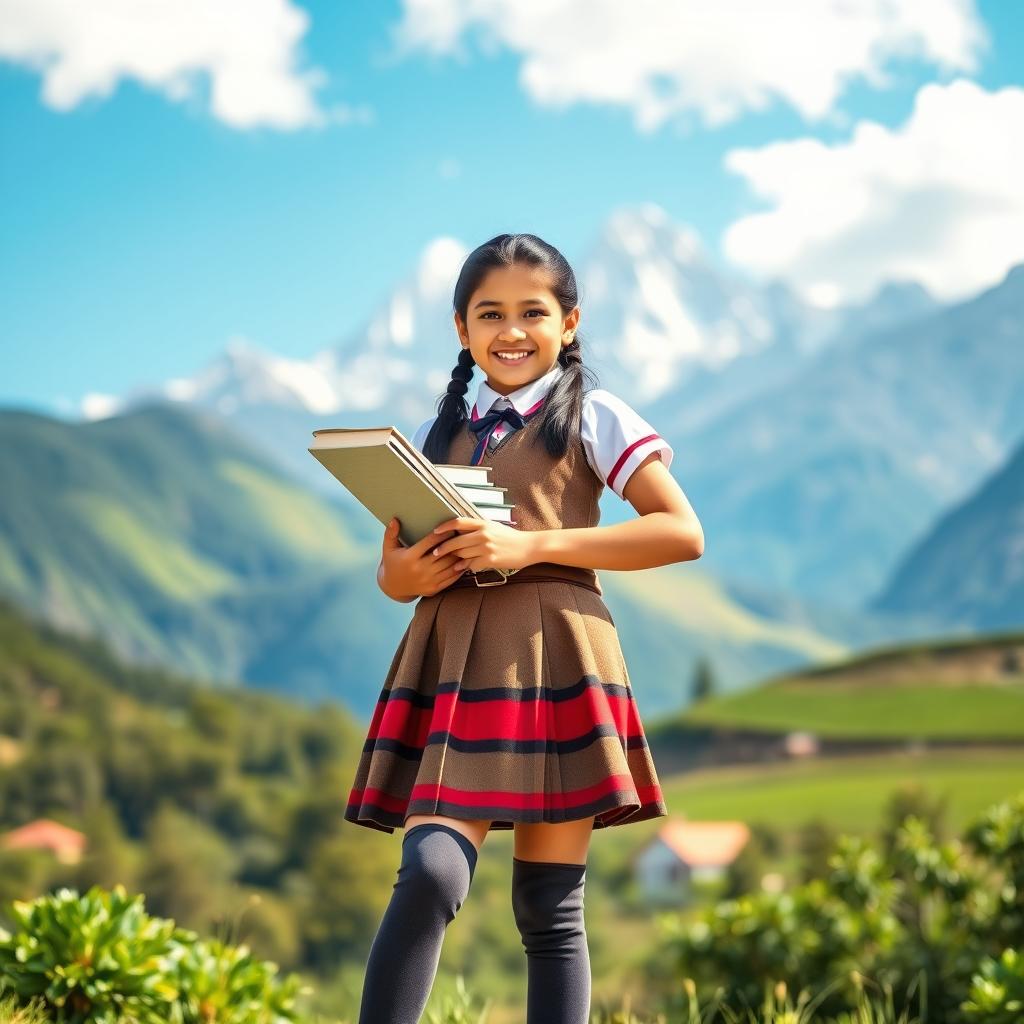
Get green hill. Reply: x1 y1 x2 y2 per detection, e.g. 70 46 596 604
0 593 384 964
0 402 423 709
648 629 1024 752
0 400 891 718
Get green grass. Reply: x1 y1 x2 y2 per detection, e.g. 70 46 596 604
607 562 847 660
218 459 364 565
68 491 238 601
659 747 1024 831
681 680 1024 738
588 747 1024 875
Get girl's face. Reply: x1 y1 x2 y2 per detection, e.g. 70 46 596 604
454 263 580 396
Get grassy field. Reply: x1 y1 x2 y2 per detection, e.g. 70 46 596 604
588 746 1024 873
679 681 1024 738
658 746 1024 826
654 629 1024 741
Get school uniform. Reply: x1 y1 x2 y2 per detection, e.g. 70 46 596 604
344 362 674 833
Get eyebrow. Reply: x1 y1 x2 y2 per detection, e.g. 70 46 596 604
473 298 549 310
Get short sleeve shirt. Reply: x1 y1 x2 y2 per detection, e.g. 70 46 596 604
409 372 673 501
578 388 673 499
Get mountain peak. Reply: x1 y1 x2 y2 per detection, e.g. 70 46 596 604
603 203 709 266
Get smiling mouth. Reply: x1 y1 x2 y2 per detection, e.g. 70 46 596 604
494 350 533 363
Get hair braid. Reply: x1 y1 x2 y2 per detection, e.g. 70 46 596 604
423 347 476 462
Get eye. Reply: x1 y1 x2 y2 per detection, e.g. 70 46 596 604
479 309 547 319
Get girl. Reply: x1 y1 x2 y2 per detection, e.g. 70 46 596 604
345 233 704 1024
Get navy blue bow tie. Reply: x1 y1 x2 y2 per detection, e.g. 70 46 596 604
468 403 530 464
469 404 526 438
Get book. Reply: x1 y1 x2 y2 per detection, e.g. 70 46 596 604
433 463 493 486
307 426 521 580
449 482 510 507
445 498 514 522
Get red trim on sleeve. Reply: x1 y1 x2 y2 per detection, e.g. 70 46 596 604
606 434 660 491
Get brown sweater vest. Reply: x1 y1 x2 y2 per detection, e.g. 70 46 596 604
442 406 605 595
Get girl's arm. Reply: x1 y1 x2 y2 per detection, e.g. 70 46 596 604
532 452 703 571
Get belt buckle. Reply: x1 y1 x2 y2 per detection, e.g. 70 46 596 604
471 567 522 587
472 568 509 587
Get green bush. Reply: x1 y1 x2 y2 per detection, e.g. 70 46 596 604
961 948 1024 1024
0 882 305 1023
660 790 1024 1023
0 792 1021 1024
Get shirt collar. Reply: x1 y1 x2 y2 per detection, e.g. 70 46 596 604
472 361 566 419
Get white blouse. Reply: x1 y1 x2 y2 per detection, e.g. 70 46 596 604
410 363 673 500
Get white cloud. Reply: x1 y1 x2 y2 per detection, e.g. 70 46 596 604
390 0 986 131
721 78 1024 306
416 236 468 300
0 0 368 130
81 392 123 421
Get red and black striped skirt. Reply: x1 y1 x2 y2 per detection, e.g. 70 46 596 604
343 576 668 833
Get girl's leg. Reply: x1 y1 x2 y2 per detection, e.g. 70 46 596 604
511 818 595 1024
357 815 491 1024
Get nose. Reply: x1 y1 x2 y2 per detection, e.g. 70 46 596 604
500 328 528 341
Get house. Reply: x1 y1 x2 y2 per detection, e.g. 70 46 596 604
784 730 819 758
632 817 750 904
0 818 87 865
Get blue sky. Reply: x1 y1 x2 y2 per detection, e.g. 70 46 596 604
1 0 1021 416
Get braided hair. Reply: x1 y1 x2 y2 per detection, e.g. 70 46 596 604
422 233 600 464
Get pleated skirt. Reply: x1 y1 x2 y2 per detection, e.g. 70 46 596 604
344 578 668 833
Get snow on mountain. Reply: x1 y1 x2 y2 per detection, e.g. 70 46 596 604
83 204 944 501
578 204 783 404
163 335 345 415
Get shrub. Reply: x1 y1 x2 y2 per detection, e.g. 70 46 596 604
661 790 1024 1024
0 883 305 1023
961 948 1024 1024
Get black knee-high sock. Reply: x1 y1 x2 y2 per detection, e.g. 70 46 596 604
357 823 479 1024
511 856 590 1024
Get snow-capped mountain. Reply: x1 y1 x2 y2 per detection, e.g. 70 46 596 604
83 203 942 503
576 204 940 433
163 235 469 421
579 205 800 404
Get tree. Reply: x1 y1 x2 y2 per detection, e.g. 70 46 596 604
796 817 839 883
67 801 139 894
301 827 402 971
136 801 239 931
879 781 949 856
723 822 781 898
689 655 716 705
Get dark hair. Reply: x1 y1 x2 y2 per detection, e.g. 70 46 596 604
422 233 599 464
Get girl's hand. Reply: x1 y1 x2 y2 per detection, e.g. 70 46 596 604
379 517 471 600
429 515 535 575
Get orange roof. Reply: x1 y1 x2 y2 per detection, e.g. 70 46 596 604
650 819 749 867
0 818 87 855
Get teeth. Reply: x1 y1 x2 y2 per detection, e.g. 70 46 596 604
496 351 531 361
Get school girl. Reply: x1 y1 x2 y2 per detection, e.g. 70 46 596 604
345 233 704 1024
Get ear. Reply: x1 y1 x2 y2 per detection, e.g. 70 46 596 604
453 310 469 345
562 305 581 339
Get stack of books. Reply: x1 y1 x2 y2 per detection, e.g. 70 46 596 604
307 424 520 581
432 462 513 524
